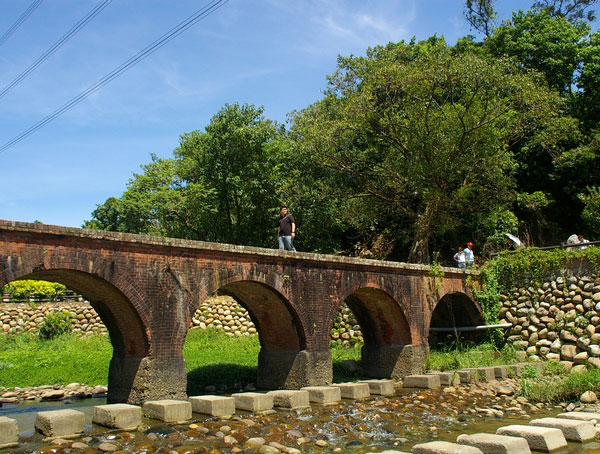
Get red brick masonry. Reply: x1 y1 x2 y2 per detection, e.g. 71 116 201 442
0 220 479 404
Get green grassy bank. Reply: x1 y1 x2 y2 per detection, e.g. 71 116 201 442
3 329 598 404
0 329 363 393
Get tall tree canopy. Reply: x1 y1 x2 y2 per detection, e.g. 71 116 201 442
289 39 564 262
85 103 286 247
86 3 600 264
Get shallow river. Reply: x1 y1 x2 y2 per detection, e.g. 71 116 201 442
1 386 599 453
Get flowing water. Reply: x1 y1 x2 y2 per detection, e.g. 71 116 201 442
1 387 599 453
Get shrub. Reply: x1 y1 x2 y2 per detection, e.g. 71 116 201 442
521 364 539 379
39 311 72 340
2 280 67 301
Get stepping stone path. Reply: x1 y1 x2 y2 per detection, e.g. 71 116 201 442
301 386 341 404
34 409 85 438
143 400 192 423
412 441 483 453
232 392 274 413
557 411 600 422
0 416 18 448
93 403 141 430
333 382 371 399
529 417 596 442
496 424 567 451
457 433 531 454
403 374 441 389
267 390 310 409
360 379 396 395
189 395 235 417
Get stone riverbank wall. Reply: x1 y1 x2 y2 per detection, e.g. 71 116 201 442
499 270 600 367
0 296 364 344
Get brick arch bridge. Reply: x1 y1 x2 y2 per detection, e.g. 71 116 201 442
0 220 481 404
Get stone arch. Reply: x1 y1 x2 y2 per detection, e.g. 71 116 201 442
334 286 422 378
0 255 151 403
195 276 313 389
429 291 485 345
217 279 306 351
342 286 411 346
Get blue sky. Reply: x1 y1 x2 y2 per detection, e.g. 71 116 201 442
0 0 577 227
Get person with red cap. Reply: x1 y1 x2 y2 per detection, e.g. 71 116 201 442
464 242 475 268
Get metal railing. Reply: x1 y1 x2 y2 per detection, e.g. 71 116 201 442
490 239 600 258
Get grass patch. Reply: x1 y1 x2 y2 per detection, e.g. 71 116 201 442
426 342 519 371
0 329 366 391
0 332 112 387
184 328 260 394
519 365 600 403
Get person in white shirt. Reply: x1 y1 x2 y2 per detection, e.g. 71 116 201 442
453 246 466 268
578 234 590 249
464 242 475 268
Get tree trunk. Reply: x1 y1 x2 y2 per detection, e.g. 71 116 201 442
408 236 430 264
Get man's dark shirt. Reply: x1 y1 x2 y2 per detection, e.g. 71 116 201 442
278 214 295 236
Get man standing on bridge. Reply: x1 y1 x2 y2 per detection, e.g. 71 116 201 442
278 206 297 251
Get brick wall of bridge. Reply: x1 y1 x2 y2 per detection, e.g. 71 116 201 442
0 220 478 403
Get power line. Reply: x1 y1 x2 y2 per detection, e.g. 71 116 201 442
0 0 43 48
0 0 112 101
0 0 229 155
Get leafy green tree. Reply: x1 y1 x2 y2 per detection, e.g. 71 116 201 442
532 0 597 22
85 103 286 247
464 0 498 37
290 39 564 262
579 186 600 235
485 9 590 93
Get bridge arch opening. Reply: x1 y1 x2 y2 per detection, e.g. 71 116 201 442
429 292 485 346
336 287 418 379
1 270 149 402
186 279 310 390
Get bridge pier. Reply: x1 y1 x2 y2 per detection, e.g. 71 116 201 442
360 344 428 378
257 349 332 389
108 356 187 405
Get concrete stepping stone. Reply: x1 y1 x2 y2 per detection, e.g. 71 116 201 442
301 386 341 404
360 379 396 395
189 395 235 417
557 412 600 423
412 440 483 453
402 374 441 389
232 392 274 413
493 366 508 379
430 372 460 386
456 370 479 384
93 404 142 430
505 364 523 377
0 416 19 448
373 451 411 454
267 390 310 409
143 400 192 423
529 417 596 442
496 424 567 451
460 368 495 382
457 433 531 454
34 409 85 438
333 382 371 399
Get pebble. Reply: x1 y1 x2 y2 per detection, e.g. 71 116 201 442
98 442 119 452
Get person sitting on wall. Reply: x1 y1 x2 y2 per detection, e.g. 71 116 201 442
578 234 590 249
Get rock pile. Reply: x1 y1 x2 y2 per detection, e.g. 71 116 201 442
0 302 107 335
0 383 107 403
500 274 600 368
0 297 364 344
